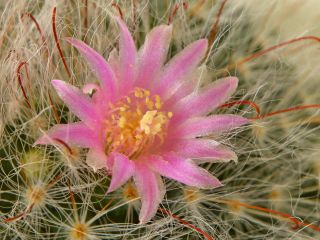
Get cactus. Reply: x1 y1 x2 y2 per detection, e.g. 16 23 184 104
1 1 320 239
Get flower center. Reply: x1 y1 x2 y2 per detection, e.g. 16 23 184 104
104 88 172 159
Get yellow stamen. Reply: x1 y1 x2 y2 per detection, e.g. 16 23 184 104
104 88 172 159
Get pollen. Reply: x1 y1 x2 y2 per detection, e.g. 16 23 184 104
140 110 167 135
104 88 172 159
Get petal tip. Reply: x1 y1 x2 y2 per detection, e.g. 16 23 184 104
34 134 55 146
217 181 224 187
196 38 208 51
200 38 208 46
217 147 238 163
64 37 82 44
64 38 87 50
206 177 223 189
33 138 43 146
226 76 239 88
106 186 115 194
210 178 223 188
64 37 84 49
34 139 42 146
138 219 147 224
51 79 61 85
115 16 126 28
51 79 66 90
157 24 173 38
240 116 250 125
164 23 173 32
63 37 73 43
139 214 152 224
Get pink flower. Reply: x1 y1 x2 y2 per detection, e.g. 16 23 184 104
36 18 248 223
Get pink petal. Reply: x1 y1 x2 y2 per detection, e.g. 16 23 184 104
153 39 208 97
116 17 137 94
162 67 202 109
172 77 239 122
65 38 117 101
163 80 195 109
172 114 249 138
82 83 103 104
136 25 172 88
82 83 100 95
86 148 109 172
108 49 120 79
166 139 237 163
35 122 100 148
51 80 101 126
107 153 135 193
149 153 222 188
134 163 165 223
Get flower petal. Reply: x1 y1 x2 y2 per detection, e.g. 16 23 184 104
65 38 117 100
82 83 100 95
172 114 249 138
166 139 237 163
108 49 120 79
149 153 222 188
107 153 135 193
153 39 208 97
134 163 165 223
86 148 109 172
82 83 103 104
136 25 172 88
116 17 137 94
162 67 202 109
51 80 101 126
35 122 100 148
172 77 239 122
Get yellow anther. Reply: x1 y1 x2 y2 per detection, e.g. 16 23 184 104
155 95 162 109
118 116 126 128
146 97 154 110
140 110 167 135
144 89 150 97
134 89 144 98
155 102 161 109
126 97 131 103
152 114 166 134
140 110 157 135
167 112 173 118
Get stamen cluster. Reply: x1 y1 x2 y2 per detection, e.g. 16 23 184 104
104 88 172 159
